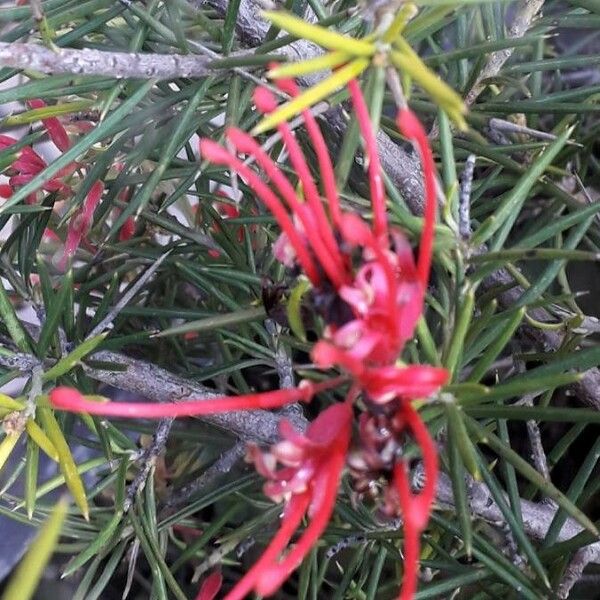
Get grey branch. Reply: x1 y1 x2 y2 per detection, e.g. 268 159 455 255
464 0 545 107
123 418 173 513
0 42 216 79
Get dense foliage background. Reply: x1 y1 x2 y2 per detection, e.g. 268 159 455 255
1 0 600 598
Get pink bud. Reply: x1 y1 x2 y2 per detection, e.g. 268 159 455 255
195 572 222 600
253 87 278 114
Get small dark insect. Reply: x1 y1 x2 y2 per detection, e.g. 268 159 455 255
261 276 289 327
310 283 354 327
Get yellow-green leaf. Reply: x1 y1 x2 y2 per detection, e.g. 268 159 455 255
263 10 375 57
0 394 24 411
287 278 311 341
269 51 350 79
391 43 467 129
3 100 95 127
382 3 418 43
1 497 68 600
26 419 59 462
253 59 369 135
0 431 22 472
38 408 89 520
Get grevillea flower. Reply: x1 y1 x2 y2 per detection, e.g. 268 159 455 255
223 401 352 600
58 180 105 270
0 100 74 206
0 133 75 203
26 99 71 153
49 77 448 599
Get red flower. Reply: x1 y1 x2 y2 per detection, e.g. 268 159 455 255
0 121 75 204
227 402 352 600
49 77 448 600
118 216 136 242
392 403 439 600
58 180 104 270
26 99 71 152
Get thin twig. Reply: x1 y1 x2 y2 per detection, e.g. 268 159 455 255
459 154 476 241
163 441 246 510
489 117 558 142
464 0 546 108
123 418 174 512
526 413 552 484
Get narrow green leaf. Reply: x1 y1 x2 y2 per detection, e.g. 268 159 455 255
42 333 107 381
446 401 480 480
37 268 74 358
470 248 600 263
472 127 572 248
25 437 39 520
446 407 473 555
465 417 598 536
223 0 242 54
3 100 95 126
465 405 600 423
444 287 475 377
156 306 265 337
0 280 32 353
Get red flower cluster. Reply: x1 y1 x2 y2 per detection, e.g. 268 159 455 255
0 99 136 267
49 77 448 599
